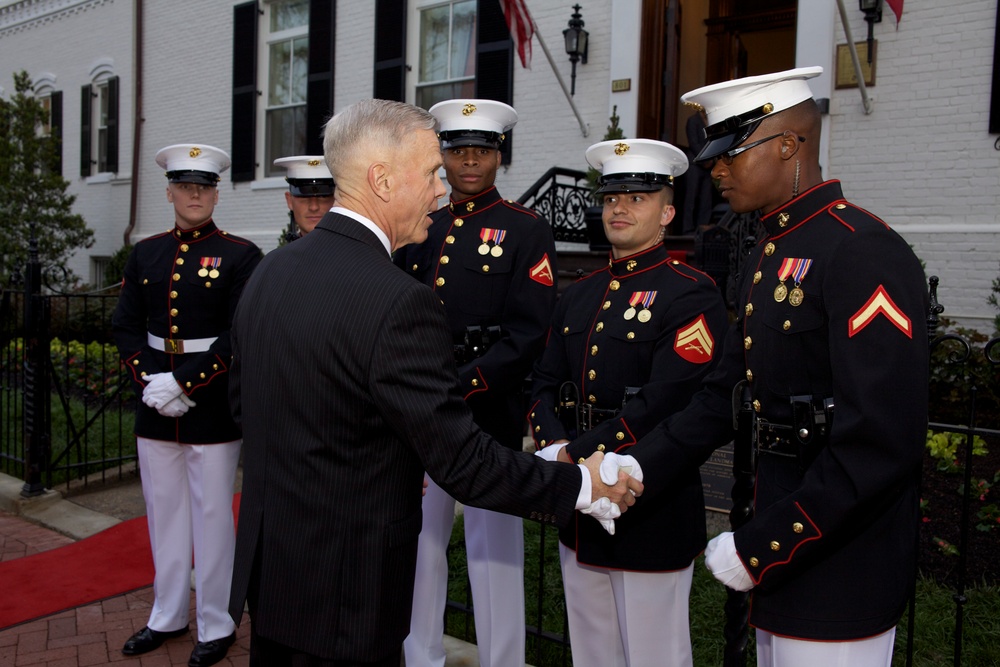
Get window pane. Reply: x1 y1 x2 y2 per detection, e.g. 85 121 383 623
265 105 307 176
451 1 477 79
416 80 476 110
291 37 308 104
419 5 450 84
271 0 309 32
269 41 292 105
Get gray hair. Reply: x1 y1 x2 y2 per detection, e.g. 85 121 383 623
323 99 437 184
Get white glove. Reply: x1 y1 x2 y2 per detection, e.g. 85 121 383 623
533 442 568 462
142 372 183 410
582 452 644 535
704 531 754 592
156 393 196 418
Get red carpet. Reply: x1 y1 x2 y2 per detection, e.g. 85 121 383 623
0 493 240 630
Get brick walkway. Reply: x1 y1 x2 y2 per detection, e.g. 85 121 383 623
0 510 250 666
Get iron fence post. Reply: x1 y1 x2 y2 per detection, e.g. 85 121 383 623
21 225 50 497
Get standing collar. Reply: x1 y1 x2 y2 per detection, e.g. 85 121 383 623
761 180 845 237
172 220 218 242
447 186 503 216
608 243 671 278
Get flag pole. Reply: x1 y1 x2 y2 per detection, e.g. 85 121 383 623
532 22 590 137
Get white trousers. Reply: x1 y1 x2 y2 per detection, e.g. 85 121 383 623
404 477 525 667
559 542 694 667
136 437 241 642
756 627 896 667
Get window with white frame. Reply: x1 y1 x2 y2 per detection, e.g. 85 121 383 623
80 70 118 178
415 0 477 109
260 0 310 177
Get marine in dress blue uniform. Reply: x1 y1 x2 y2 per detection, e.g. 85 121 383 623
113 144 261 667
530 139 728 667
615 68 929 667
273 155 336 242
395 99 557 667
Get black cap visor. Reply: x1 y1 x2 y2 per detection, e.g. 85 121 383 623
595 173 673 195
288 179 335 197
694 115 765 163
166 170 219 185
439 129 503 150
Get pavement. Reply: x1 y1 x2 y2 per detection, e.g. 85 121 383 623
0 469 482 667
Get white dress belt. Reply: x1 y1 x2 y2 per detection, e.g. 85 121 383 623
147 332 218 355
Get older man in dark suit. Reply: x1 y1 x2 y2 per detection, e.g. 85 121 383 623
227 98 642 667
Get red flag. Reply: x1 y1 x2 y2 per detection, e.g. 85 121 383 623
885 0 903 24
500 0 535 69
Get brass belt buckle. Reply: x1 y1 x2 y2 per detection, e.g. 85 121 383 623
165 338 184 354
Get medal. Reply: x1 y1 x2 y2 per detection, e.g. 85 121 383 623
785 258 812 308
201 257 222 280
479 228 506 259
638 309 652 323
209 269 220 279
198 268 209 278
627 291 657 324
623 307 636 320
490 245 503 258
774 283 787 302
789 287 804 306
478 243 490 255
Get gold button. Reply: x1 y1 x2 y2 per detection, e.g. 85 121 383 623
764 243 775 256
176 258 184 265
753 271 762 284
588 394 597 403
602 300 611 310
185 381 192 388
170 325 179 334
753 399 761 412
609 280 620 291
595 322 604 332
143 278 148 285
471 379 479 387
778 212 790 227
445 235 455 244
835 203 847 210
170 291 178 299
172 273 181 281
412 264 419 271
199 372 206 379
770 541 781 551
140 371 148 377
746 369 753 382
783 320 791 330
180 244 189 252
627 332 635 340
745 303 753 316
440 255 449 264
578 457 586 464
482 265 490 272
540 440 547 447
597 444 605 452
793 522 804 534
132 360 139 366
762 102 773 114
744 336 752 350
588 369 596 381
749 557 760 567
453 218 464 227
616 432 624 441
435 277 445 287
531 412 536 418
170 308 178 317
535 425 541 432
563 326 570 334
213 364 218 370
205 281 212 288
590 345 598 356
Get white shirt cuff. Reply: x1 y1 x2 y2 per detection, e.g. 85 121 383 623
574 464 592 510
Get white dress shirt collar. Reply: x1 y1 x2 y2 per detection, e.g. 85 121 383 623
331 206 392 257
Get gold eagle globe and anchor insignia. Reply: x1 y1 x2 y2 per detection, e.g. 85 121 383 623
308 159 321 166
189 147 202 158
462 103 477 116
614 142 630 156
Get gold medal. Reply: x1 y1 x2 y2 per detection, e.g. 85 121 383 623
774 282 788 302
198 268 209 278
789 286 804 306
623 307 636 320
637 309 652 323
209 269 220 279
478 243 490 255
490 245 503 258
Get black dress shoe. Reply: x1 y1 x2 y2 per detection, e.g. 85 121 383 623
188 632 237 667
122 625 190 655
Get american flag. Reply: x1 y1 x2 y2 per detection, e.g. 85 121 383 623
885 0 903 24
500 0 535 69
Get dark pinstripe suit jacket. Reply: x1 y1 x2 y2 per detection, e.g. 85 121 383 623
227 212 581 662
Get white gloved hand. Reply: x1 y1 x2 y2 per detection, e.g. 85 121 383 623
533 442 568 462
704 531 754 592
582 451 644 535
142 372 183 410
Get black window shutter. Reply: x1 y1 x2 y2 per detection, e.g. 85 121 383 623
374 0 406 101
306 0 336 155
475 0 514 164
106 75 119 173
231 1 258 182
80 84 92 178
50 90 63 175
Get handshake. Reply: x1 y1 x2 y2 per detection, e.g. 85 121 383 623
536 445 644 535
141 373 197 418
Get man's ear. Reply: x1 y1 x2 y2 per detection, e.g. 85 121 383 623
369 163 391 203
779 132 799 161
